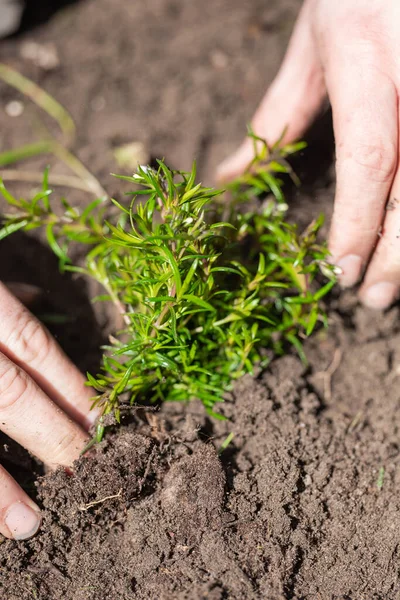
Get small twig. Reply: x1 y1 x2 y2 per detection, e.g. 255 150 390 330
139 446 157 492
315 347 343 401
347 410 363 434
146 412 167 442
78 489 122 512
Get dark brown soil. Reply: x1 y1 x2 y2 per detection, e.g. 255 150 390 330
3 304 400 600
1 0 400 599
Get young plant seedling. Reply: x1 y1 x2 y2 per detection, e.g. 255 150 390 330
0 133 336 441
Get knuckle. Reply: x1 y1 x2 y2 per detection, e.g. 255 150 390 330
325 2 385 40
0 363 27 411
5 311 51 365
346 141 397 183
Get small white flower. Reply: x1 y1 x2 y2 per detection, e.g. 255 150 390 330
138 165 152 175
276 203 289 212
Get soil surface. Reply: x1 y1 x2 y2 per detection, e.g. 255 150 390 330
0 1 400 599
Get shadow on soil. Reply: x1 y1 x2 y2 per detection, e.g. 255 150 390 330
15 0 83 36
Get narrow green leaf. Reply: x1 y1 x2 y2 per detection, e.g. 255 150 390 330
0 219 29 240
46 223 69 264
182 294 216 312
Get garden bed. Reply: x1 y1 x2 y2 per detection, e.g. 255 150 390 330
2 305 400 599
1 0 400 598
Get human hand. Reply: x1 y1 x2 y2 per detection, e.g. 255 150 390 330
0 282 97 540
217 0 400 310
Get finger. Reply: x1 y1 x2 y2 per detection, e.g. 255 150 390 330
0 351 88 468
0 465 41 540
216 0 326 182
358 174 400 309
325 47 398 287
0 282 98 430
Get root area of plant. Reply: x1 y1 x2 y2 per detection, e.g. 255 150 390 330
1 304 400 599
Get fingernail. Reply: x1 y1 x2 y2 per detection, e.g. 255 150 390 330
5 502 41 540
335 254 363 288
362 282 398 310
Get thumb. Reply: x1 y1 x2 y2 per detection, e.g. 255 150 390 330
216 0 326 183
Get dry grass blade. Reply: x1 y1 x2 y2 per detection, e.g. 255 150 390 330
52 142 108 198
0 170 100 193
315 347 343 402
0 62 76 145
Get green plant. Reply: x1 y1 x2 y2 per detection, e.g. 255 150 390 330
0 134 336 440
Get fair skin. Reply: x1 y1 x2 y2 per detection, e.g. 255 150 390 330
3 0 398 541
0 283 97 540
218 0 400 310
